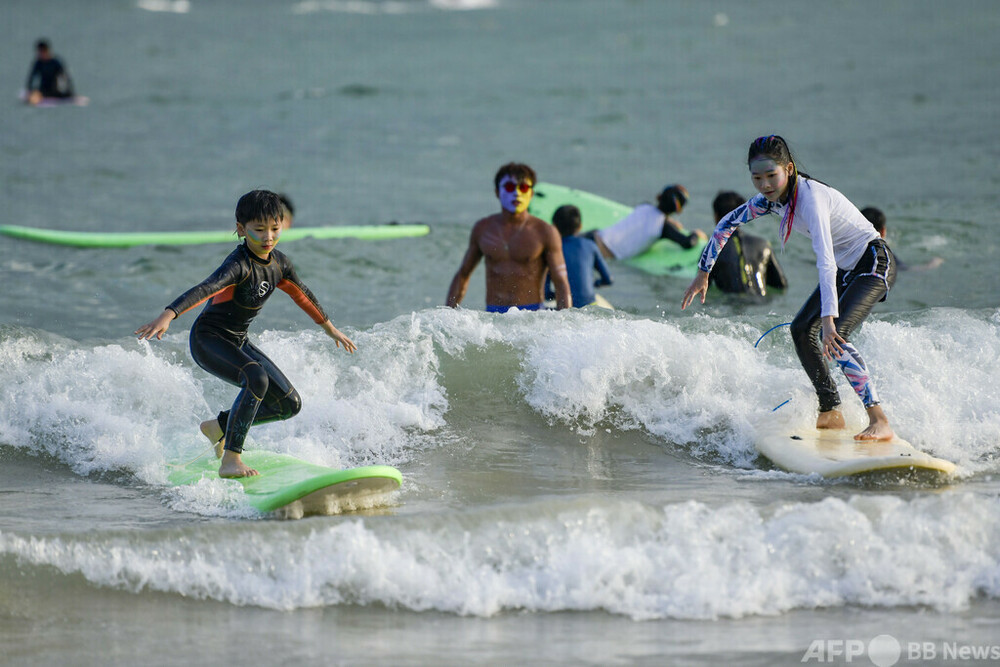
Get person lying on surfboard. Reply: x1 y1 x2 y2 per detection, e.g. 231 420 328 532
682 135 897 441
135 190 356 478
583 184 707 260
446 162 571 312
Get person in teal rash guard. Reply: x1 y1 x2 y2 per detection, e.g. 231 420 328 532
545 205 612 308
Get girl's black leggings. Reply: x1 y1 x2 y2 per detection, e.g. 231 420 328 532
790 239 897 413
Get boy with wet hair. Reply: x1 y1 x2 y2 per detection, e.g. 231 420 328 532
136 189 356 478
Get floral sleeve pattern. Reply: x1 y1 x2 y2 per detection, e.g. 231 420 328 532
697 195 776 273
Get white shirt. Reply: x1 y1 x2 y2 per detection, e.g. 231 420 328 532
595 203 664 260
698 179 879 318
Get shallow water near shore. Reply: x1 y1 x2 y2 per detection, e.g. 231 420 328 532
2 0 999 665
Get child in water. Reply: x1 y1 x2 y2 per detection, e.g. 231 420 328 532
546 204 613 308
682 136 897 441
135 190 356 477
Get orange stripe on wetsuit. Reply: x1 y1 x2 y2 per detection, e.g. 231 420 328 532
278 280 326 324
165 243 329 337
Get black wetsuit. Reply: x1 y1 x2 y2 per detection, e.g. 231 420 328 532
166 243 328 453
709 230 788 296
26 57 73 98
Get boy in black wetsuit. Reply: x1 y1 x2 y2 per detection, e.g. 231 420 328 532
135 190 356 478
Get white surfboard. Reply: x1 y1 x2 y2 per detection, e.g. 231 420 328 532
755 425 957 478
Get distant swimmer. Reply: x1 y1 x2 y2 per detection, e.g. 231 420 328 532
861 206 943 272
707 190 788 296
682 135 897 441
135 190 356 478
545 204 612 308
585 184 707 260
446 162 571 312
24 39 75 105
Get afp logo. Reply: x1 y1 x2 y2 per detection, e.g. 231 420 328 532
257 281 271 298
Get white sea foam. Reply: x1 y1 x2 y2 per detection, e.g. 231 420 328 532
136 0 190 13
2 492 997 619
1 305 997 515
292 0 497 15
396 307 1000 472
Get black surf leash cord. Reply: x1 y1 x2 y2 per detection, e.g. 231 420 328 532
754 322 792 412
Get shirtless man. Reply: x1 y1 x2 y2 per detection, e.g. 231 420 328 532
447 163 571 312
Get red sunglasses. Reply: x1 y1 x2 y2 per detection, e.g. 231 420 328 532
502 181 533 194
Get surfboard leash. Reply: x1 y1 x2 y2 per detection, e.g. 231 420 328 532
754 322 791 348
754 322 794 411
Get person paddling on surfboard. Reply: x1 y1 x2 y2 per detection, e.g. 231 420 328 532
681 136 897 441
584 184 707 260
446 162 571 312
135 190 356 478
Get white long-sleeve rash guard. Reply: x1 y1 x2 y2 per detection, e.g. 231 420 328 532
698 179 879 318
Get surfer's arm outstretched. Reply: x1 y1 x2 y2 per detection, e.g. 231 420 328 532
134 249 244 340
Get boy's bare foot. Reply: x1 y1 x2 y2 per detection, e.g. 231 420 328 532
855 405 894 441
200 418 225 458
219 450 259 478
816 409 845 430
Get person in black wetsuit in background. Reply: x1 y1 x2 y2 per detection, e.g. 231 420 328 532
707 191 788 296
135 190 356 478
25 39 74 105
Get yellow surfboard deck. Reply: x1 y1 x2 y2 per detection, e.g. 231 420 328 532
755 426 957 478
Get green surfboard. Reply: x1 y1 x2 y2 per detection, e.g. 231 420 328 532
528 182 706 277
0 223 430 248
168 450 403 518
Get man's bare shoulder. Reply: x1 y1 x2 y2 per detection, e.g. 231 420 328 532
528 215 560 239
470 213 503 236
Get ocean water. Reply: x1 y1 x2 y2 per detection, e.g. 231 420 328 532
2 0 999 665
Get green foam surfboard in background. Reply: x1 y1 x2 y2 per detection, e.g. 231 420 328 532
0 223 430 248
167 450 403 519
528 182 706 277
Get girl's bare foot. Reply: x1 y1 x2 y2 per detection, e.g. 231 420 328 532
218 450 259 478
816 409 845 430
200 418 225 458
855 405 894 441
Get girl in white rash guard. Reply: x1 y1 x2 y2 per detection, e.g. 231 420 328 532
681 135 897 441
